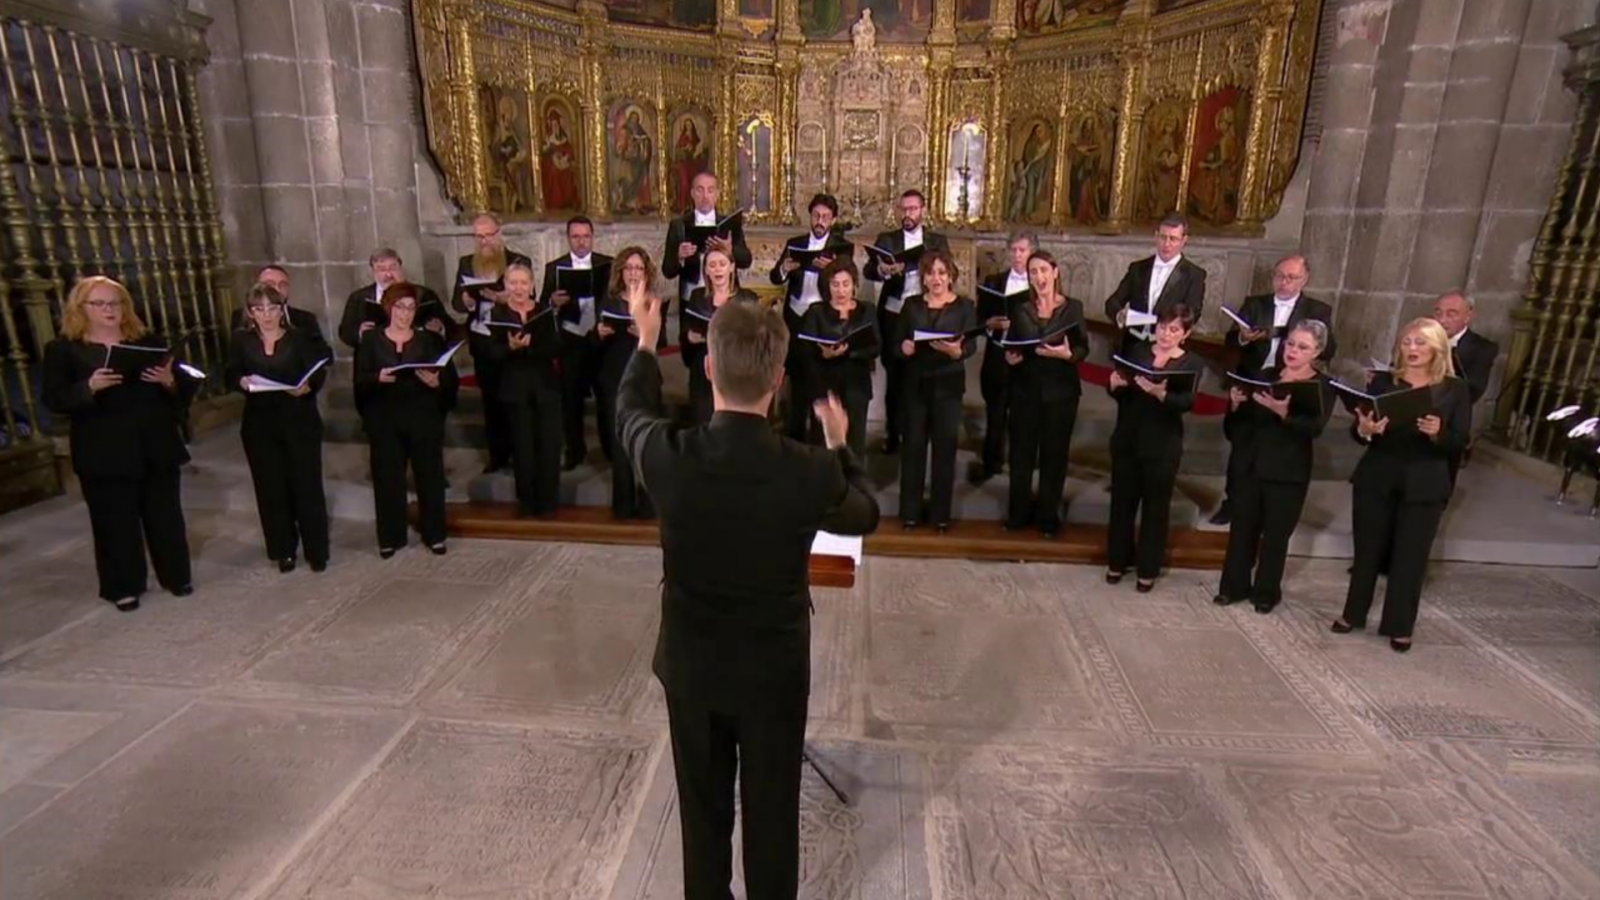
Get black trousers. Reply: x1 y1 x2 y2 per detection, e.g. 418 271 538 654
979 346 1010 475
597 379 652 517
241 416 329 564
81 469 191 601
366 412 448 550
879 308 903 448
470 335 512 468
558 333 602 462
1220 437 1246 508
1343 485 1445 638
1007 392 1078 529
1107 453 1180 579
1219 477 1309 604
665 690 809 900
507 390 563 515
783 372 811 442
900 378 962 525
687 354 715 425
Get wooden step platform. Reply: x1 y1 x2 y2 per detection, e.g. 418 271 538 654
441 501 1232 572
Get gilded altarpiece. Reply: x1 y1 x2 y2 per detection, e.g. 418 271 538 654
413 0 1323 233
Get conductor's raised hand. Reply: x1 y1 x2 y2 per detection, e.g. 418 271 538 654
813 392 850 449
630 293 663 350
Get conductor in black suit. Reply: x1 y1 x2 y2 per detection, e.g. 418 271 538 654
616 295 880 900
1104 213 1207 358
662 171 753 314
865 189 950 453
232 265 326 337
1212 254 1334 525
1433 291 1499 484
540 216 613 469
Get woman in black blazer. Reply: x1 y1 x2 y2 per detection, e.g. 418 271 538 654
1004 251 1090 537
892 249 977 531
1215 320 1335 613
798 258 880 455
487 262 563 517
681 246 759 425
356 281 460 557
1105 302 1207 591
1334 317 1471 651
226 282 333 573
595 246 658 518
42 276 197 611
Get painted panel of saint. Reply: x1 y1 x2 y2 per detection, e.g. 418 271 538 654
1004 118 1055 225
803 1 933 42
607 0 717 30
538 96 583 213
479 84 535 215
1065 109 1116 227
736 116 774 214
607 101 658 216
1186 86 1251 226
1016 0 1123 35
1136 99 1187 223
668 108 714 213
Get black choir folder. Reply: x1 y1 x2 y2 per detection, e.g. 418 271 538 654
485 307 556 336
1111 354 1197 390
687 209 744 249
797 322 874 348
101 341 206 379
998 319 1084 348
1329 380 1434 422
865 242 925 268
390 341 465 371
1226 372 1324 416
782 245 836 269
555 266 600 299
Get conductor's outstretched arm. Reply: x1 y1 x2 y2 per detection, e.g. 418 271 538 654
814 395 880 536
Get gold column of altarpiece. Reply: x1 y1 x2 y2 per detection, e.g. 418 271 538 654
413 0 1321 233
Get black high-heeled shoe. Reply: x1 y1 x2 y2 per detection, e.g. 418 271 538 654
1389 637 1413 653
429 543 447 556
1213 593 1242 606
1252 599 1280 614
1105 569 1125 585
309 559 328 573
379 548 397 560
278 558 297 573
1330 618 1361 634
1135 579 1156 594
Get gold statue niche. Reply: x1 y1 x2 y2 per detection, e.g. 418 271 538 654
412 0 1323 235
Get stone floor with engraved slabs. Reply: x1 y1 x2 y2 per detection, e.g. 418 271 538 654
3 499 1598 899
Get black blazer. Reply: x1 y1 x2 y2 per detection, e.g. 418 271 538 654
1223 369 1335 484
355 328 460 422
42 336 199 479
538 252 613 336
1005 295 1091 403
616 350 880 708
1104 255 1207 323
338 283 448 351
1224 293 1336 376
224 328 331 427
1452 329 1498 404
661 209 753 300
1108 342 1207 461
864 229 951 308
484 303 562 401
891 294 978 392
768 232 856 305
798 300 881 402
679 287 759 373
231 303 325 341
1349 372 1471 504
451 251 534 334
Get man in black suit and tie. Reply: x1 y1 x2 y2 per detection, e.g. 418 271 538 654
770 192 855 439
337 248 449 353
617 296 879 900
232 265 327 339
662 171 753 313
865 189 950 453
969 230 1037 484
1211 254 1335 525
540 216 613 469
1434 291 1499 483
1104 213 1207 358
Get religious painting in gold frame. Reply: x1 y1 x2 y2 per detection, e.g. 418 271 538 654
606 100 659 216
667 107 715 214
1063 108 1116 227
1136 98 1188 223
479 83 536 216
537 94 584 214
1004 117 1056 225
1185 86 1251 227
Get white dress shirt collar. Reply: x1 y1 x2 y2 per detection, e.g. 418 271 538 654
693 208 717 226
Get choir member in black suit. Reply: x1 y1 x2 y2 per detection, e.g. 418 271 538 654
540 216 613 469
43 276 197 611
616 293 879 900
1105 303 1207 592
227 283 333 573
771 192 855 440
1104 213 1207 358
231 265 325 336
683 246 760 425
595 246 657 518
891 248 977 531
338 248 449 353
1213 254 1335 526
798 258 881 455
662 172 753 325
487 262 563 518
866 189 951 454
969 231 1035 484
451 213 531 474
1003 251 1090 537
1334 318 1471 652
357 282 460 557
1214 320 1336 613
1433 291 1499 484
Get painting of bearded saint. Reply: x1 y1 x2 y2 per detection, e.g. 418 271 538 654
608 102 656 215
539 97 582 212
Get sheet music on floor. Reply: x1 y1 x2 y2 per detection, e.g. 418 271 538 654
810 530 863 564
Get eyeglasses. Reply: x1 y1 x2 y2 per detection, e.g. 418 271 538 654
1273 271 1307 282
247 305 282 314
621 263 647 272
84 300 121 310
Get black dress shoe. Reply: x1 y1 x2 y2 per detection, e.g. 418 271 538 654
1213 593 1242 606
278 558 297 573
1330 618 1361 634
1208 504 1231 527
429 543 447 556
379 548 397 560
1135 579 1156 594
935 523 950 535
113 596 140 612
169 584 194 597
1105 569 1125 585
1252 599 1280 614
902 520 920 531
309 560 328 573
1390 637 1413 653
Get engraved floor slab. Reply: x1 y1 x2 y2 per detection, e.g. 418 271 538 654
0 702 406 900
261 719 656 900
